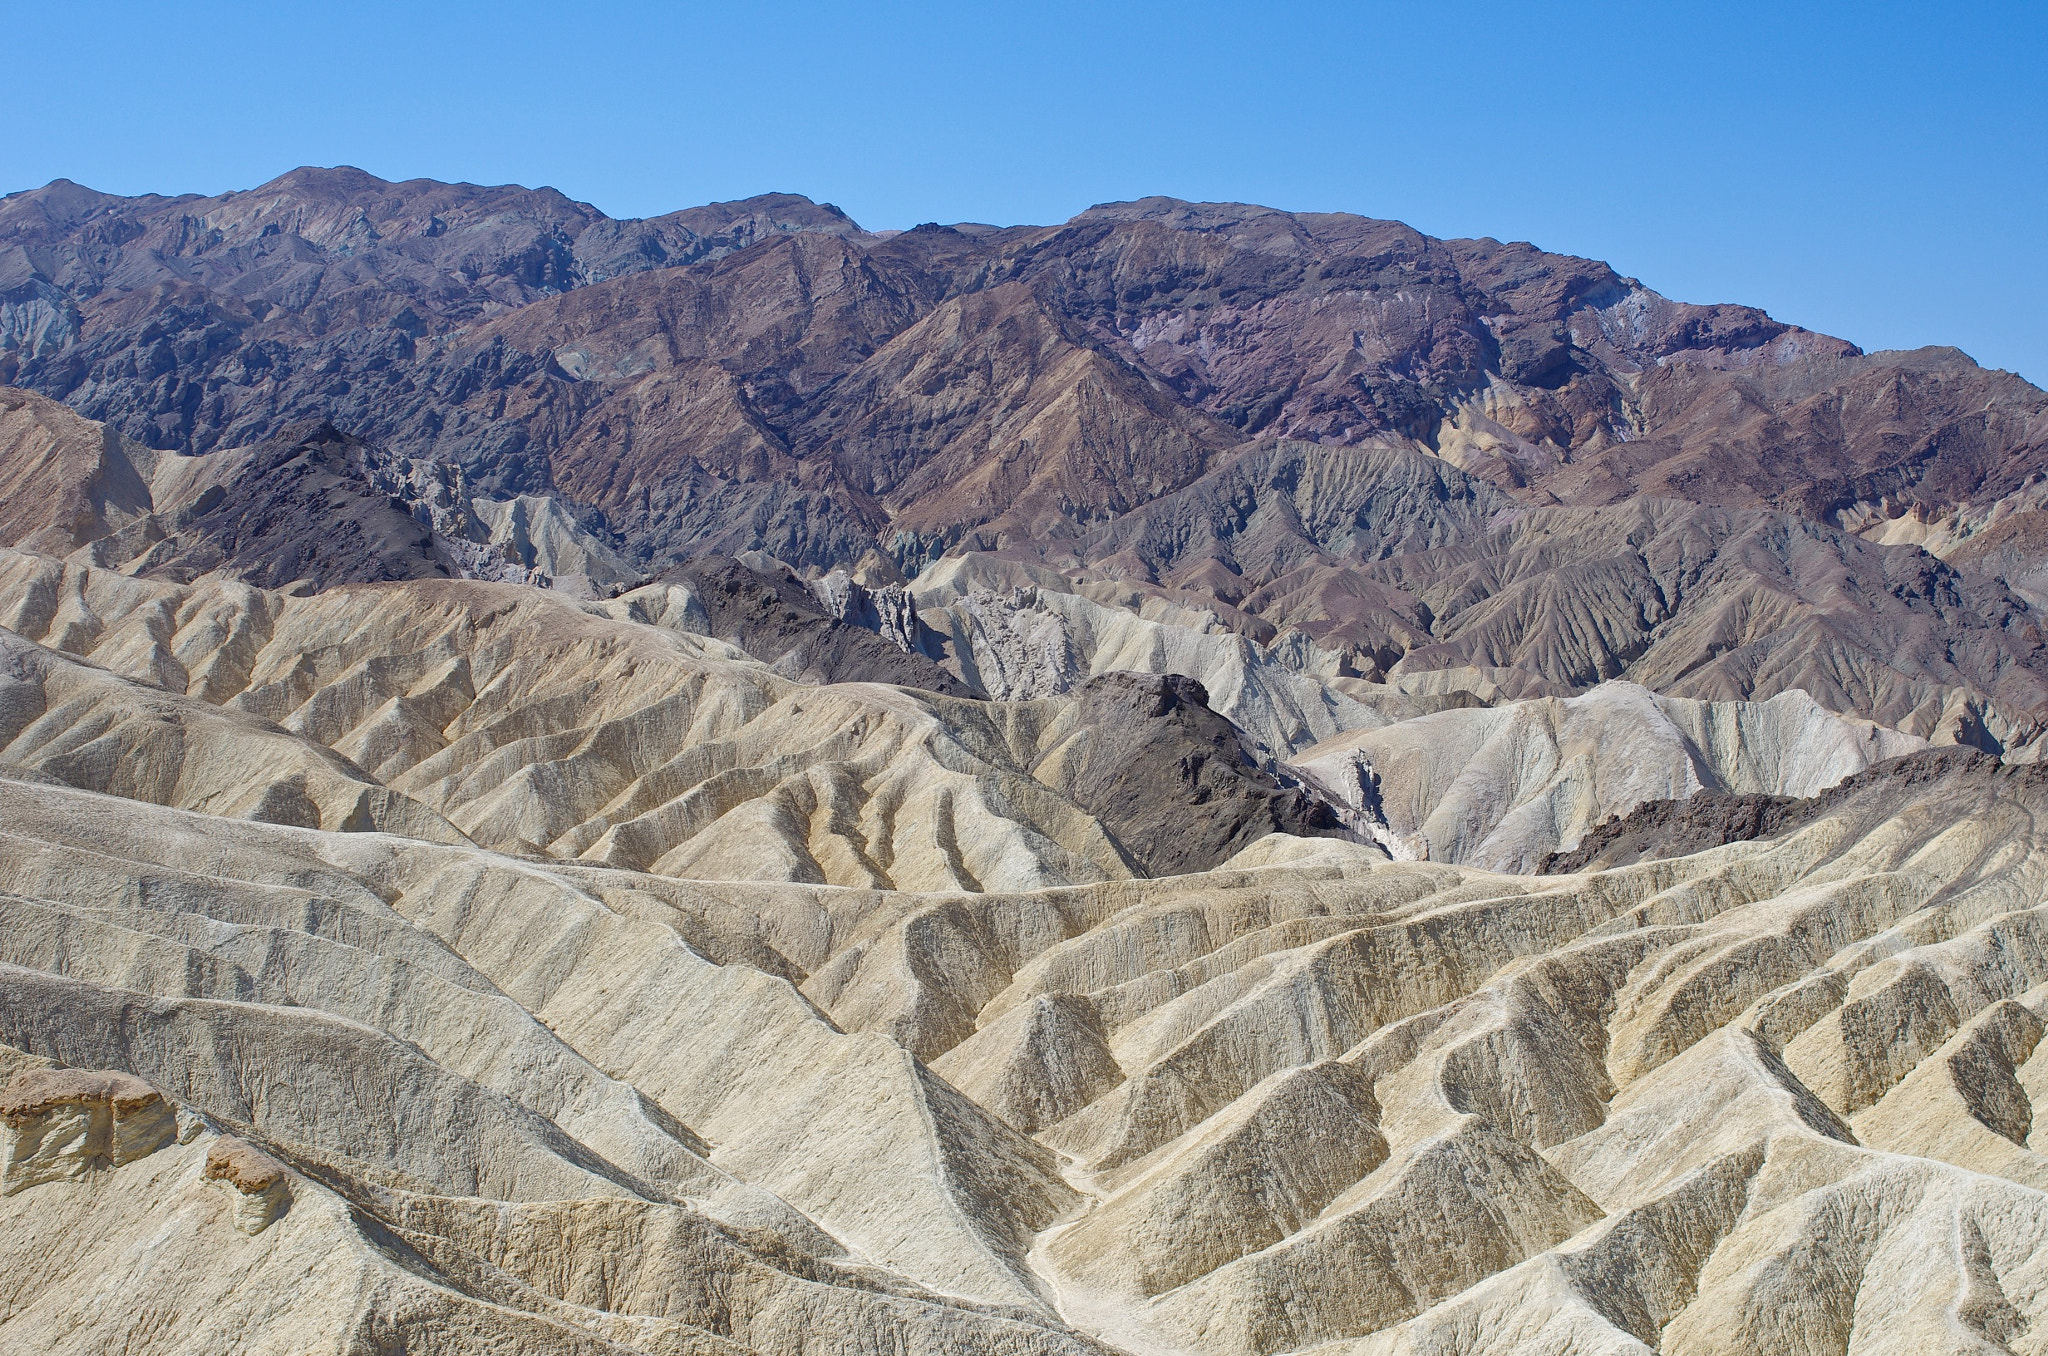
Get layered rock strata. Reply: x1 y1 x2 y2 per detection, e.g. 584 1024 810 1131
202 1136 291 1233
1 1067 174 1193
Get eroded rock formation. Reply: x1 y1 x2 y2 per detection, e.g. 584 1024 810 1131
1 1068 174 1193
2 169 2048 1354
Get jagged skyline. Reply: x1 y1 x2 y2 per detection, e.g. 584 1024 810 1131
5 2 2043 379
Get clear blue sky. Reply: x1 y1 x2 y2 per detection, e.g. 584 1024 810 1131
7 1 2044 382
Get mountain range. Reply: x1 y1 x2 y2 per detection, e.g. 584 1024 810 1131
4 167 2048 1355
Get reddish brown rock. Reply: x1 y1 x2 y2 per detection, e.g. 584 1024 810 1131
203 1137 286 1194
4 171 2039 578
0 1067 163 1124
1 1066 174 1194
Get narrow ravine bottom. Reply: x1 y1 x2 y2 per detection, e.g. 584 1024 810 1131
1025 1153 1196 1356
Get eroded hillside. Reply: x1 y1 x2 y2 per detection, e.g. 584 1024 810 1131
4 173 2048 1356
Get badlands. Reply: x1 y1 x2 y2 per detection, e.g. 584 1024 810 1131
3 173 2048 1355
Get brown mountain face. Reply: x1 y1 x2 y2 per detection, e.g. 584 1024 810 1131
0 386 476 589
6 171 2042 577
1034 671 1345 875
0 386 150 553
663 555 973 694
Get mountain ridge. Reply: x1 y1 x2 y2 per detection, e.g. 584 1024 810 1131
6 169 2040 581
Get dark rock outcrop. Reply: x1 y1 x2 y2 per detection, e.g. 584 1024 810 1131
1539 747 2028 873
1040 672 1345 876
1538 791 1807 874
668 557 973 695
138 422 461 589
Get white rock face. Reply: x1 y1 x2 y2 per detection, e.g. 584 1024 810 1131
915 554 1387 756
470 492 641 596
1290 681 1928 870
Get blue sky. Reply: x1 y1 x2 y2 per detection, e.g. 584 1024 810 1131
7 1 2043 382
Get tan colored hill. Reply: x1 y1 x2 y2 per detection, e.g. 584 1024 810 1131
3 708 2048 1351
0 386 152 554
1288 681 1927 870
1 529 2046 1351
0 547 1352 885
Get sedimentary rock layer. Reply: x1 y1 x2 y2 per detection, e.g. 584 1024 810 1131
2 698 2047 1351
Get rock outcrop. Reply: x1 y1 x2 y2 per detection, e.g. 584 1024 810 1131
201 1136 290 1232
1 1068 174 1193
668 555 973 695
1028 672 1345 875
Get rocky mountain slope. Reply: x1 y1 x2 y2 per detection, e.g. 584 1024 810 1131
5 171 2043 572
11 380 2046 755
1289 682 1926 871
6 165 2048 1355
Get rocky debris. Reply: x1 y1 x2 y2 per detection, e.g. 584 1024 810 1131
667 555 974 695
203 1136 290 1232
354 445 639 597
1032 672 1347 875
1292 746 1422 860
468 491 639 596
925 587 1085 699
1 1067 174 1193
